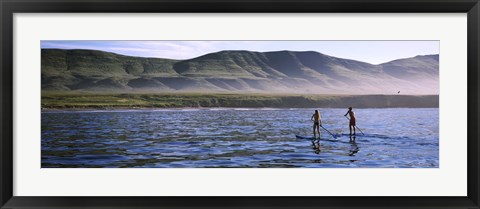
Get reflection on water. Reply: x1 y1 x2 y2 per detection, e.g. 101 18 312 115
42 108 439 168
312 140 321 155
349 136 359 156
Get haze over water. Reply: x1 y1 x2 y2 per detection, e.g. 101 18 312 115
41 108 439 168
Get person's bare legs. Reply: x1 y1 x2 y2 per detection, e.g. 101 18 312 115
313 124 316 138
349 125 352 135
353 126 356 135
316 125 320 137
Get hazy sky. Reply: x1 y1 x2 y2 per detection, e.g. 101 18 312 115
41 40 439 64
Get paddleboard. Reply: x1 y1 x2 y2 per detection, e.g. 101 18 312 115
337 133 363 138
295 135 319 140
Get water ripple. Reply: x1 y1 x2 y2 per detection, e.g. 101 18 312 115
42 108 439 168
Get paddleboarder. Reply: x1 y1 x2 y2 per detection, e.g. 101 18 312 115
344 107 356 135
311 110 322 138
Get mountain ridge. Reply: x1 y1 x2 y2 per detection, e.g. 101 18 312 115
41 48 439 94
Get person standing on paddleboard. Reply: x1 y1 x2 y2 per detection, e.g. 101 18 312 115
311 110 322 138
344 107 356 135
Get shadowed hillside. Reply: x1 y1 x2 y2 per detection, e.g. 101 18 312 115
42 49 439 94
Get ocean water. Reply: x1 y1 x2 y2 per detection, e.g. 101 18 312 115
41 108 439 168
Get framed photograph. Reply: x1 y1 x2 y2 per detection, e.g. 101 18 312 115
1 0 479 208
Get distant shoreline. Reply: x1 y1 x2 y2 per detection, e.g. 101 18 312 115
41 93 439 110
41 107 440 113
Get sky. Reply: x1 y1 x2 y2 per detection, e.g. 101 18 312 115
41 40 439 64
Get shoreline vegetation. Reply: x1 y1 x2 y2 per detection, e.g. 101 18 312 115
41 92 439 110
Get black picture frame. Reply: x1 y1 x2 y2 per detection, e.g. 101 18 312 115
1 0 479 208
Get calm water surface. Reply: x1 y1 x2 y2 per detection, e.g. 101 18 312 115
41 108 439 168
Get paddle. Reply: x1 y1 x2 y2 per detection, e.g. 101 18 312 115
344 116 365 135
320 125 337 139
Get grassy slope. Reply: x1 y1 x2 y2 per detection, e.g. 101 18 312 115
42 49 440 94
41 49 178 91
41 92 439 109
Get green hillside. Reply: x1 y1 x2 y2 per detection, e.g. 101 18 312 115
41 49 439 94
